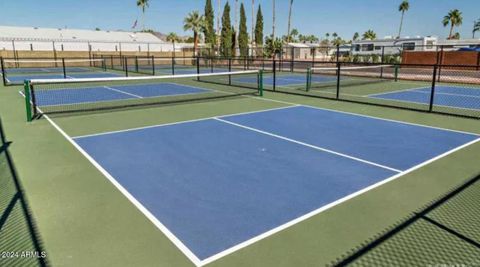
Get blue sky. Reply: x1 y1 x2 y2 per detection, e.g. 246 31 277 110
1 0 479 40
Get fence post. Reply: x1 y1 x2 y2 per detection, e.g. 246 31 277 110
258 69 264 96
273 59 277 91
336 45 340 62
336 62 341 99
228 58 232 85
381 46 385 64
306 68 312 92
429 65 438 112
62 58 67 78
171 56 175 75
476 51 480 71
437 46 444 82
152 55 155 76
196 57 200 81
124 57 128 77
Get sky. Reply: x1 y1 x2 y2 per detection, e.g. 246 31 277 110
1 0 479 40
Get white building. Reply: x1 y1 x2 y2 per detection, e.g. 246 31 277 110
351 36 438 55
0 25 188 52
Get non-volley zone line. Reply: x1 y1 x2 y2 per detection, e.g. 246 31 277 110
70 105 479 266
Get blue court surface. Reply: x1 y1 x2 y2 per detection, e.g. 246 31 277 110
35 83 210 106
6 72 122 83
369 86 480 110
72 105 478 261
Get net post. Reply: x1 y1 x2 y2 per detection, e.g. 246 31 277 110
258 70 264 96
336 63 341 99
62 58 67 78
171 57 175 75
429 65 438 112
152 55 155 76
1 57 7 86
24 80 33 122
124 57 129 77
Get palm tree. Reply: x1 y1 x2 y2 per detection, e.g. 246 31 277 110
290 29 299 42
473 19 480 38
167 32 179 55
166 32 178 43
286 0 294 43
184 11 205 56
443 9 463 39
353 32 360 41
397 0 409 38
325 33 330 40
136 0 150 31
362 30 377 40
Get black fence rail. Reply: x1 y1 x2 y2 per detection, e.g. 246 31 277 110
194 43 480 64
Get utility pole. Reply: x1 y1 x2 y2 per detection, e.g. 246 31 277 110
272 0 276 40
251 0 255 47
217 0 221 47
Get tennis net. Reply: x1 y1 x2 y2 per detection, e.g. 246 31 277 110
24 70 263 120
307 64 398 91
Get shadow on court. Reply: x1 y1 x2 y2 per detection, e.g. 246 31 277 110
332 173 480 266
0 118 49 267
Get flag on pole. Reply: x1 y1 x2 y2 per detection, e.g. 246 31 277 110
132 19 138 29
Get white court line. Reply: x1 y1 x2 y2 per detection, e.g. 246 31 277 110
72 105 300 139
214 118 401 173
200 136 480 266
103 86 143 98
40 112 203 266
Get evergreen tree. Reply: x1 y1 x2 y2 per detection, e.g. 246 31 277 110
220 2 233 57
232 29 237 56
255 5 264 46
239 3 249 57
204 0 216 47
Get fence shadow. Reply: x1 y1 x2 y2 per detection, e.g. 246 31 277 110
332 173 480 266
0 118 49 267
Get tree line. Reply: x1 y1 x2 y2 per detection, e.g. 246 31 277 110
135 0 479 57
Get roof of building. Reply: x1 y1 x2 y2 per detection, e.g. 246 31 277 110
0 25 164 43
